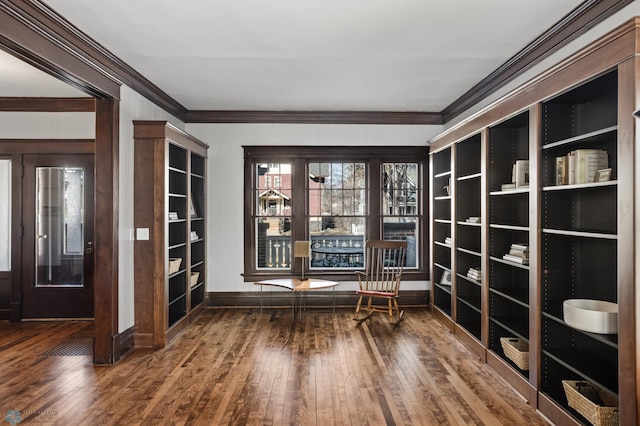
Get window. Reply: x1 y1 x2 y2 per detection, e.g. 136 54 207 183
244 146 428 281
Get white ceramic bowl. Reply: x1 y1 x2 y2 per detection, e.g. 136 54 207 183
563 299 618 334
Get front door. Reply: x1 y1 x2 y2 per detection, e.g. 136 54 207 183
21 155 94 319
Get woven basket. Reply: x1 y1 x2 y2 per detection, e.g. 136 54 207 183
190 272 200 287
500 337 529 370
169 258 182 275
562 380 619 426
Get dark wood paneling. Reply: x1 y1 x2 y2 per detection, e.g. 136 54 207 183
186 110 443 125
0 272 10 320
113 325 135 362
93 98 119 364
442 0 633 122
205 290 429 309
0 140 94 154
0 97 94 112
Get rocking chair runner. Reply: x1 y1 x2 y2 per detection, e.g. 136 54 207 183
354 239 407 325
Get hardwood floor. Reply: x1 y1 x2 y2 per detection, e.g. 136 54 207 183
0 308 549 425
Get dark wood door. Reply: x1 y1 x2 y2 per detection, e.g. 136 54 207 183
21 155 95 319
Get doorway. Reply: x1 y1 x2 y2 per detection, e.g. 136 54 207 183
20 154 95 319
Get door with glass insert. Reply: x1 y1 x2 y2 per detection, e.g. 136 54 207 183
21 155 94 319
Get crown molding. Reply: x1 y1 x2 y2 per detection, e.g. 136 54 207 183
0 0 632 125
441 0 632 123
186 110 442 125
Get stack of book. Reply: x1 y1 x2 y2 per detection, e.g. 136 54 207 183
444 236 453 246
503 243 529 264
465 216 481 224
500 159 529 190
467 267 481 282
169 211 179 221
555 149 608 185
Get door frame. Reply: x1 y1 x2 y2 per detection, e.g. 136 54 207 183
20 153 95 319
1 1 121 364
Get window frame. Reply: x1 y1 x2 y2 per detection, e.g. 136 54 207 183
243 146 429 282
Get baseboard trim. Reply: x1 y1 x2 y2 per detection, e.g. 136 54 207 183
113 325 135 362
205 290 429 309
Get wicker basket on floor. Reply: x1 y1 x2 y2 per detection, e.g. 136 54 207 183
562 380 619 426
499 337 529 370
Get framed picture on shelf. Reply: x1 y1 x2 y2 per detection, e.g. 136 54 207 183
595 168 611 182
189 193 198 217
440 270 452 286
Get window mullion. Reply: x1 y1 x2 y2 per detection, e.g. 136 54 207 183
369 158 381 240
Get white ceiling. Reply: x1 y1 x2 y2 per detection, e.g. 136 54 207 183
4 0 584 112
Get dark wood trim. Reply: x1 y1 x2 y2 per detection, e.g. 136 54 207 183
442 0 633 122
9 153 21 322
244 145 429 159
132 120 209 153
0 1 119 98
486 351 536 405
242 145 430 282
430 17 640 151
0 97 94 112
0 139 94 154
93 98 119 364
205 290 429 309
113 325 135 362
186 110 443 125
537 392 582 426
616 55 637 426
1 0 631 127
454 325 486 362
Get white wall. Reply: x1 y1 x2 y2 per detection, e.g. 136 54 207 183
117 86 185 332
186 123 442 294
0 111 94 138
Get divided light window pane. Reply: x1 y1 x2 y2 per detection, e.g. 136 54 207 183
309 162 366 269
0 159 10 271
255 163 292 269
382 162 419 268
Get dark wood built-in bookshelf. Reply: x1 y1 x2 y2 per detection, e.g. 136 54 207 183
133 121 208 349
428 19 638 426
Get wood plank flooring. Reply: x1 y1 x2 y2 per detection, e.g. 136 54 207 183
0 308 549 425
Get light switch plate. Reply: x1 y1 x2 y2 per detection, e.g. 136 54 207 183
136 228 150 240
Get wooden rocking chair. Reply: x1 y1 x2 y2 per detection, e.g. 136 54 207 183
354 239 407 326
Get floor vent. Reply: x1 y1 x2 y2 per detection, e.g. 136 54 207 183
39 333 93 357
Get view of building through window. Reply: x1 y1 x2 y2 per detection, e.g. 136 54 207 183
309 162 366 269
256 163 291 269
254 160 419 271
382 162 418 267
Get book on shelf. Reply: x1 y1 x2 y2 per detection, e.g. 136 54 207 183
509 243 529 259
502 253 529 264
466 267 481 281
169 211 179 220
514 160 529 188
444 237 452 246
501 182 516 191
555 156 568 185
465 216 481 223
563 149 608 185
510 242 528 250
190 231 199 241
